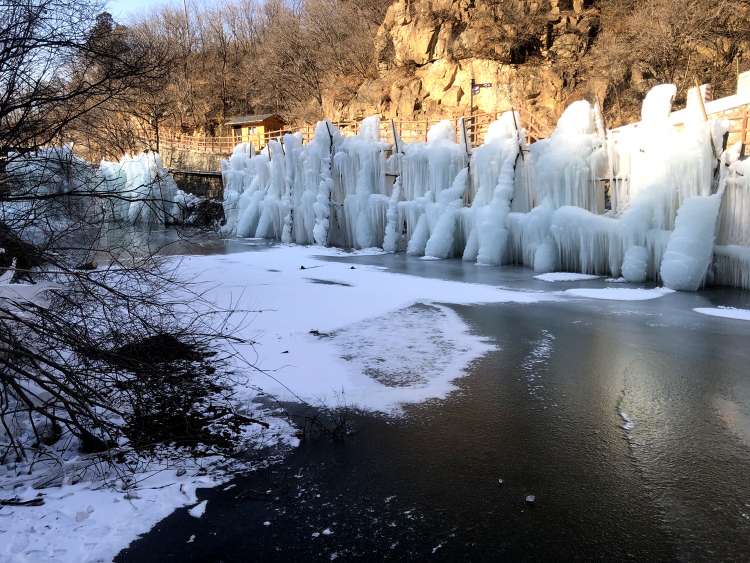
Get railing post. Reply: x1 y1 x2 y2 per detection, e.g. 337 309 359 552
741 109 749 160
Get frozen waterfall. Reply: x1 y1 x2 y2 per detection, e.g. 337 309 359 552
220 84 750 291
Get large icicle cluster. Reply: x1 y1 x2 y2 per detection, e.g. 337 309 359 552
221 84 750 291
713 143 750 289
100 152 198 225
5 147 196 226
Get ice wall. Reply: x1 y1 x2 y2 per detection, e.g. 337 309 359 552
530 101 607 213
399 120 468 256
463 112 523 265
219 84 750 291
713 143 750 289
333 116 391 248
6 145 98 196
610 84 715 226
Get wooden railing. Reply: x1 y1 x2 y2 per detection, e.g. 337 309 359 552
160 109 553 157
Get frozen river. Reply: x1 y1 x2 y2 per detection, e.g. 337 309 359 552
117 237 750 561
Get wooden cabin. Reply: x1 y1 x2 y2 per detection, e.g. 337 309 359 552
225 113 285 149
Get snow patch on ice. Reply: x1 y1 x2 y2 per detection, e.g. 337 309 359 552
619 409 636 431
188 500 208 519
693 307 750 321
178 244 553 413
534 272 601 282
520 329 555 399
563 287 675 301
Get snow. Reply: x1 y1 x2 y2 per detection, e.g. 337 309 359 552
563 287 675 301
0 281 60 308
641 84 676 124
693 307 750 321
0 465 218 563
188 500 208 519
534 272 601 282
177 244 554 411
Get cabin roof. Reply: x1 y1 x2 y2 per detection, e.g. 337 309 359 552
225 113 281 126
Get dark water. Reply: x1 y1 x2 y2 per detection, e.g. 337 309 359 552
118 245 750 562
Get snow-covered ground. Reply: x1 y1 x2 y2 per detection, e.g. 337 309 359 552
177 244 555 411
0 417 295 563
2 463 220 563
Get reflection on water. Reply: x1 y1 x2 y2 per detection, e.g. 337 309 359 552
87 226 280 267
118 236 750 561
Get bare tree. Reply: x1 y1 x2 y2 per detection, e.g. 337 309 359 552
0 0 257 475
590 0 750 124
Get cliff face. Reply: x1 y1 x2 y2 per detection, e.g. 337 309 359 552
327 0 604 129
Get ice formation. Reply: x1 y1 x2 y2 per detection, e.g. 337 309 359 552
100 152 198 225
5 147 196 226
221 84 750 291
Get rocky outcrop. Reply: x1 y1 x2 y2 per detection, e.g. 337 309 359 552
327 0 604 130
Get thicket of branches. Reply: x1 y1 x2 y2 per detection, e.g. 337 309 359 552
69 0 390 158
0 0 257 477
589 0 750 122
73 0 750 147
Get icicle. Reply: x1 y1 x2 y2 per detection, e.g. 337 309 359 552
424 168 469 258
475 139 518 266
213 86 750 292
383 174 402 253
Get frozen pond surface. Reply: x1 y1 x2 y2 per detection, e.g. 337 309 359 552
118 235 750 561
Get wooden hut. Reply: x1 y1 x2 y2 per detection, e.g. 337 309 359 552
225 114 285 149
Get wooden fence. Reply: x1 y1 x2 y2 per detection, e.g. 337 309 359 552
160 100 750 164
160 109 552 157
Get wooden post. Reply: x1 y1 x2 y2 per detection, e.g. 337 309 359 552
324 121 335 246
741 110 749 160
424 118 428 142
595 96 613 211
390 118 400 154
510 107 524 162
460 117 472 206
469 78 475 117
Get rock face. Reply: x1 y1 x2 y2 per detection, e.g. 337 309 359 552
327 0 603 131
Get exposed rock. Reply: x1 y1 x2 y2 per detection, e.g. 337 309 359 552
330 0 602 131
